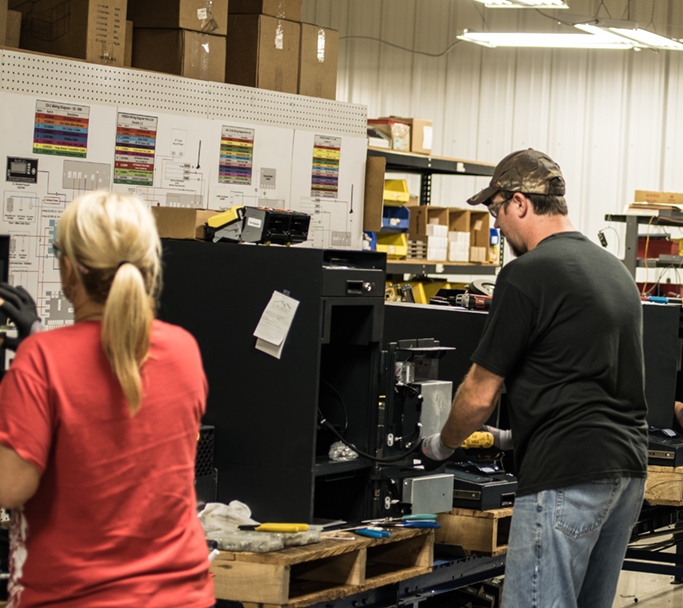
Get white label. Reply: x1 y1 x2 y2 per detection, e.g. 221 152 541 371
247 217 263 228
275 21 284 50
197 8 208 19
423 125 433 150
393 138 404 151
317 29 326 62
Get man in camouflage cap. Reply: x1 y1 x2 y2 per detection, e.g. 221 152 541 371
422 149 648 608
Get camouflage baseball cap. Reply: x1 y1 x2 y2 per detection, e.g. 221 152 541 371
467 149 565 207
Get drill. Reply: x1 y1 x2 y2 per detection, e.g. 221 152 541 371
455 293 492 311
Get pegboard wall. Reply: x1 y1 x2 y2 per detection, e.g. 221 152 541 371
0 49 367 136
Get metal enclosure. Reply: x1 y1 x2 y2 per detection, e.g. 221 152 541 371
158 240 386 523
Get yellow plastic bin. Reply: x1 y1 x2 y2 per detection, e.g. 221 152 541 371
376 233 408 259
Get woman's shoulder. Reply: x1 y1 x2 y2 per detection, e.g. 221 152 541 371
151 319 199 347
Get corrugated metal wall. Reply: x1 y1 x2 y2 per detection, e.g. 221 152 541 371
302 0 683 283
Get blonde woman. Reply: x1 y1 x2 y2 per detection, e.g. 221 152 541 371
0 192 214 608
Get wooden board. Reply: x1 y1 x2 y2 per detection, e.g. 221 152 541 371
211 528 433 607
435 507 513 556
645 465 683 506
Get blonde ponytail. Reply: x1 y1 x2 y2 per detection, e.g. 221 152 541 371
57 191 162 415
102 263 155 414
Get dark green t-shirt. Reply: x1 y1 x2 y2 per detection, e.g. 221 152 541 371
472 231 648 496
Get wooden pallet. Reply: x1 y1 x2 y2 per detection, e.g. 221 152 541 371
645 465 683 506
210 527 434 608
435 507 513 556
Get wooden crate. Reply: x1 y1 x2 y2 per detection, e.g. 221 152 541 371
645 465 683 506
211 527 434 608
435 507 513 556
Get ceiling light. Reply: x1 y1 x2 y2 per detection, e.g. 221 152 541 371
575 22 683 50
458 29 634 49
473 0 569 8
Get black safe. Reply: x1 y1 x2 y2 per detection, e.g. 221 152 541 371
158 240 385 523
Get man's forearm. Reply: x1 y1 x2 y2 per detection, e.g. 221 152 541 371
441 364 504 449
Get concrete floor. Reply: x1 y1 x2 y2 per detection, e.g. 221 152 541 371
613 570 683 607
612 534 683 608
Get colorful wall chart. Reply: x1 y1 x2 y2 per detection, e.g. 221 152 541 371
114 113 158 185
33 100 90 158
219 126 254 185
311 135 340 198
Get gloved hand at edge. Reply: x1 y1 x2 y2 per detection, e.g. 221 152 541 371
421 433 456 461
481 425 513 451
0 282 43 351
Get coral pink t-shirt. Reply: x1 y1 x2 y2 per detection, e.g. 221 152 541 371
0 319 214 608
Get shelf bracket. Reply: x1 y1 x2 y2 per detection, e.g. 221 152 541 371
624 215 638 278
420 174 432 206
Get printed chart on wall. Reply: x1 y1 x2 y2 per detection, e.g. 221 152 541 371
114 113 158 186
113 108 213 209
213 123 293 213
219 126 254 186
33 100 90 159
311 135 340 198
290 131 366 250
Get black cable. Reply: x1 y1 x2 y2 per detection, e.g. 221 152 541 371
318 412 422 463
338 35 463 58
319 378 349 434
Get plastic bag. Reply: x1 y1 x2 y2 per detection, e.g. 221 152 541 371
328 440 358 462
199 500 259 535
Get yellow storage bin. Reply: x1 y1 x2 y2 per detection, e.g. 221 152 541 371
376 233 408 259
383 179 411 206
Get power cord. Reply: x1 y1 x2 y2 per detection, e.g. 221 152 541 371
318 410 423 464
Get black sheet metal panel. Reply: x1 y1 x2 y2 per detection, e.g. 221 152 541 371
383 303 489 397
157 240 386 523
642 302 681 430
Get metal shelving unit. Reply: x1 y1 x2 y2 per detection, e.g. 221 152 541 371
367 148 499 277
605 212 683 278
367 147 496 206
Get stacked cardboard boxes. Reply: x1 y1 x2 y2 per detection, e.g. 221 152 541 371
128 0 228 82
405 205 491 263
9 0 128 67
368 116 433 155
225 0 338 98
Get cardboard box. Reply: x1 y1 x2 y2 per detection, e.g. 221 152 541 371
229 0 301 21
407 204 449 235
469 210 490 262
226 14 299 93
634 190 683 205
10 0 127 66
0 0 7 46
298 23 337 100
124 19 132 66
390 117 433 155
6 8 20 48
133 29 226 82
126 0 228 36
364 155 385 233
151 207 219 240
367 119 410 152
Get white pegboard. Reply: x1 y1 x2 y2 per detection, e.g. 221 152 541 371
207 83 367 135
0 49 367 135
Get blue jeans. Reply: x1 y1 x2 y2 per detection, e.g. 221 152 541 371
502 477 645 608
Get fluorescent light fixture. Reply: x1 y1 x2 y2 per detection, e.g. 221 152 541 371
458 19 683 51
458 29 634 49
473 0 569 7
576 22 683 50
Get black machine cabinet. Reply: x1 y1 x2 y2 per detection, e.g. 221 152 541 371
158 240 386 523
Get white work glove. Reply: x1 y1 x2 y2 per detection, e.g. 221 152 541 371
421 433 456 461
482 425 513 451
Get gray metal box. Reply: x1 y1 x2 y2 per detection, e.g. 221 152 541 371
417 380 453 437
402 473 454 514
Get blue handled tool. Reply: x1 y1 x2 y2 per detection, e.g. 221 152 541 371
397 521 440 529
356 528 391 539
